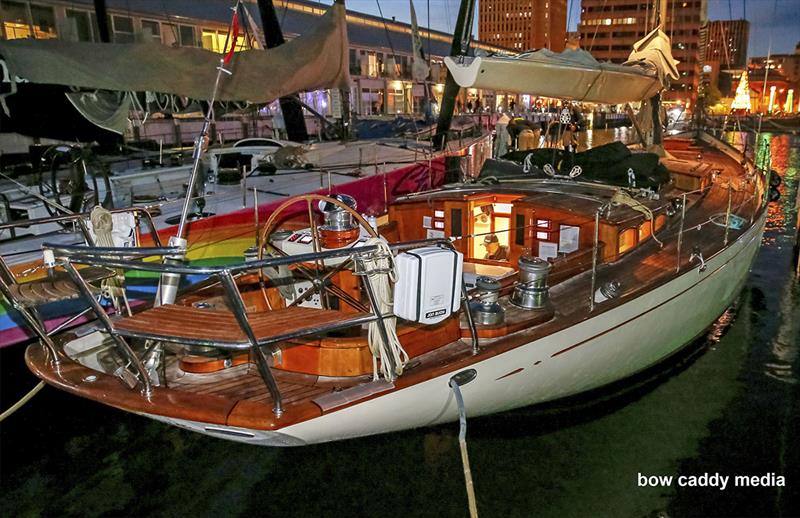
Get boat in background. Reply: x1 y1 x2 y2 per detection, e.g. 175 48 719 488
445 28 679 105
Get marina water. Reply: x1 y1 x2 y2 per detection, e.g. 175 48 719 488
1 129 797 517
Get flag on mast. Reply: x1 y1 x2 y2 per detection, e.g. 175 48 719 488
223 10 241 65
410 0 430 81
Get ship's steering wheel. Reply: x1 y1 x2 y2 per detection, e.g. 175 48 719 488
257 194 378 311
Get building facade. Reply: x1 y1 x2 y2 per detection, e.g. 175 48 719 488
750 43 800 84
747 43 800 113
578 0 707 105
478 0 567 52
705 19 748 69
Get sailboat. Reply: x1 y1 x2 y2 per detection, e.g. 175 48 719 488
11 0 773 446
21 132 768 445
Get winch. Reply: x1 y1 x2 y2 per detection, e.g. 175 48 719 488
468 276 505 326
319 194 359 248
511 255 551 310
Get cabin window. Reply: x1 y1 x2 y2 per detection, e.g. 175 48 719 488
514 214 525 245
112 15 134 43
471 203 511 261
451 209 463 237
654 214 666 232
618 227 637 255
65 9 93 42
638 221 653 241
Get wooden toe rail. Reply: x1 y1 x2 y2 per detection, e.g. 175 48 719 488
113 304 373 349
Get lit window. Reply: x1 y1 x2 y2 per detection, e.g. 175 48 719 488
638 221 652 241
2 2 57 39
618 228 636 255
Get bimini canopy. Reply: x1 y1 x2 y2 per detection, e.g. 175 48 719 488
0 2 350 105
444 29 679 105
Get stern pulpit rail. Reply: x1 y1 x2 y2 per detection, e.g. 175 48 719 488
43 237 477 417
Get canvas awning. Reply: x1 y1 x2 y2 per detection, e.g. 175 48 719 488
0 2 350 104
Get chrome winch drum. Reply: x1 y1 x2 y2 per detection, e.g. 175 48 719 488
319 194 358 232
468 276 505 326
511 255 552 309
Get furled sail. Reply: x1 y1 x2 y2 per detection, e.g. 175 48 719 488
0 2 350 104
444 29 679 105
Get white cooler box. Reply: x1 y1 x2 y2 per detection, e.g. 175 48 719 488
393 246 463 324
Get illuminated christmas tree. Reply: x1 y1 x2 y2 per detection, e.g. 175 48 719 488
730 70 752 113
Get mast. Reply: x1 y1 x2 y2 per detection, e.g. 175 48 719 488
256 0 309 142
93 0 110 42
650 0 668 148
432 0 477 150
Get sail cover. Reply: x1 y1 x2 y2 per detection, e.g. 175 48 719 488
445 30 679 105
0 2 350 104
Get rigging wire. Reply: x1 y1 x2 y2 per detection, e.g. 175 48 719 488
374 0 397 62
427 0 431 63
757 0 778 137
566 0 573 43
588 0 608 52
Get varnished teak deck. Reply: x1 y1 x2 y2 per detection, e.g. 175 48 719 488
113 304 367 346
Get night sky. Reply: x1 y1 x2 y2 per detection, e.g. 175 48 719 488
344 0 798 58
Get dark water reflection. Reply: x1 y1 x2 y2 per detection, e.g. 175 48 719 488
1 131 798 517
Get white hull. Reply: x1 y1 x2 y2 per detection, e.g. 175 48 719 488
154 211 765 446
444 55 662 105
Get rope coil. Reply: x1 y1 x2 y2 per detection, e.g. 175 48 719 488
360 237 408 381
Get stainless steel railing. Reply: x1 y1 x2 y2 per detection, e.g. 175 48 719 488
44 236 478 416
